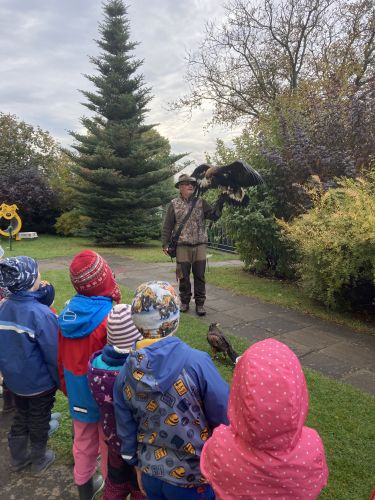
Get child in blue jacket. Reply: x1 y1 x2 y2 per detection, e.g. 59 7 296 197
114 281 229 500
0 256 59 476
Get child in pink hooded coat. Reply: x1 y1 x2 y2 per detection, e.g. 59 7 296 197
201 339 328 499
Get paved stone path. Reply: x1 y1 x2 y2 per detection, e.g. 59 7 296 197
1 254 374 498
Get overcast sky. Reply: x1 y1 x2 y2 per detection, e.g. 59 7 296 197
0 0 241 168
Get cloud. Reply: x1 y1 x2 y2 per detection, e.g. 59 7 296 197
0 0 238 165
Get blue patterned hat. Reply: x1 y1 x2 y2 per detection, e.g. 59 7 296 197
131 281 180 339
0 256 39 293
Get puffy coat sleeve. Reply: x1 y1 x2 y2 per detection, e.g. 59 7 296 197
58 329 67 395
113 368 139 465
189 352 229 429
36 309 59 389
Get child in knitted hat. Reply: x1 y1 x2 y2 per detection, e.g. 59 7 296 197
200 339 329 499
0 256 59 476
114 281 229 499
58 250 121 499
88 304 144 500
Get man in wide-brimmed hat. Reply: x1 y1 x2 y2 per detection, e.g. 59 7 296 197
161 173 223 316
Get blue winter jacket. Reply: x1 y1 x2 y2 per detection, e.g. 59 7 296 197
0 292 59 395
113 336 229 488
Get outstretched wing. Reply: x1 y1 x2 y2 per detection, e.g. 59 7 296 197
215 160 264 188
191 164 211 181
191 160 263 191
191 160 263 205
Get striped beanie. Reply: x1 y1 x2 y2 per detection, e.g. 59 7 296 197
70 250 121 303
107 304 143 351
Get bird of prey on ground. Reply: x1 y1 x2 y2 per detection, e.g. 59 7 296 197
207 322 239 364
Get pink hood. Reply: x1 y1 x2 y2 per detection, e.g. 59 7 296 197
201 339 328 499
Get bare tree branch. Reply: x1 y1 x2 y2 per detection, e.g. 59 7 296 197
171 0 374 126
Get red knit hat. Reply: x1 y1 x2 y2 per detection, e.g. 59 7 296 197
70 250 121 303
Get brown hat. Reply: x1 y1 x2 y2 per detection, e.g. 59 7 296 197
174 174 197 188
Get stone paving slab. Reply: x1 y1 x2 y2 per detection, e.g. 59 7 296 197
231 322 276 341
300 352 355 379
280 327 344 349
222 305 278 322
341 370 375 394
203 308 245 329
319 342 375 370
250 314 310 335
272 337 316 358
300 317 368 341
208 292 260 307
204 298 242 313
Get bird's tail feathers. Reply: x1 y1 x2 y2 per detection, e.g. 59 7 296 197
227 344 239 363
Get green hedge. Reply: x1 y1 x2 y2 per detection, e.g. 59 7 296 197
282 173 375 310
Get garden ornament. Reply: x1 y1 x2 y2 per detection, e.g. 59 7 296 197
0 204 22 241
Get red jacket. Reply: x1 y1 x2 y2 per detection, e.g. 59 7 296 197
58 294 112 422
58 318 107 396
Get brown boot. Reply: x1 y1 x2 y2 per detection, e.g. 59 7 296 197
180 303 189 313
196 305 206 316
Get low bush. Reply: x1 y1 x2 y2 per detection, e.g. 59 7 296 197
55 209 90 236
282 172 375 310
222 189 297 279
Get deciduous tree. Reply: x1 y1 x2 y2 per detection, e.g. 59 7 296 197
0 113 69 232
173 0 374 125
0 112 61 177
0 161 60 233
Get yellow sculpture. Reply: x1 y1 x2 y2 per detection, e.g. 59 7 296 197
0 203 22 240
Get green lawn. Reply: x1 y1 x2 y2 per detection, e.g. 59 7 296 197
0 235 238 263
46 270 375 500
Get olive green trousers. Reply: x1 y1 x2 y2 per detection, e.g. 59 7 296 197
176 244 207 306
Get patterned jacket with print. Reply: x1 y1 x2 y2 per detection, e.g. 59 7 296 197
113 336 229 488
88 346 129 453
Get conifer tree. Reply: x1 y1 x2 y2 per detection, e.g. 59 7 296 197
69 0 183 243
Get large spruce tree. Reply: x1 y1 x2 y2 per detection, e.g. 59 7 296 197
69 0 183 244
